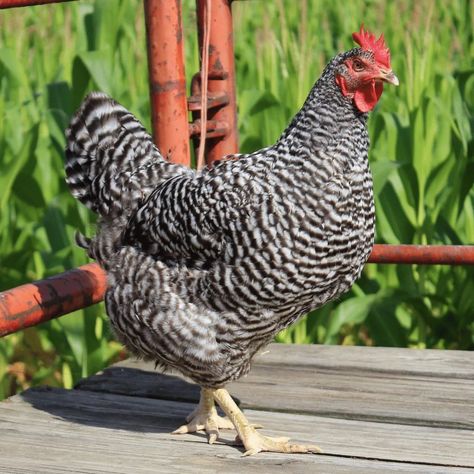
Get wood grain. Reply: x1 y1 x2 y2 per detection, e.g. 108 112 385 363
1 387 473 472
76 344 474 429
3 344 474 472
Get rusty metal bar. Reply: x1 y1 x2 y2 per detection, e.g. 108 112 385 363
189 119 228 138
193 0 238 165
2 245 474 337
0 0 74 7
0 264 107 337
144 0 191 166
187 91 229 112
368 244 474 265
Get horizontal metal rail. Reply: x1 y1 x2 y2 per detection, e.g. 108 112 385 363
0 0 74 8
1 244 474 337
368 244 474 265
0 264 106 337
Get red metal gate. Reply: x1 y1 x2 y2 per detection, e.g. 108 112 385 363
0 0 473 337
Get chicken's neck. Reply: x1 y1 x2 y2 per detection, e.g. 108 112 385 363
274 63 369 164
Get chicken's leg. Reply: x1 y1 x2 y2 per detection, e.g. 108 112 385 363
213 388 322 456
172 387 234 444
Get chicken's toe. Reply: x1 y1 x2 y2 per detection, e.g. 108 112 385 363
171 388 234 444
240 429 322 456
213 388 322 456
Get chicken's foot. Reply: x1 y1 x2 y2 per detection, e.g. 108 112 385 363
213 388 322 456
172 387 234 444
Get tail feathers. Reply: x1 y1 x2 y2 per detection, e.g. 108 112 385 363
65 92 190 218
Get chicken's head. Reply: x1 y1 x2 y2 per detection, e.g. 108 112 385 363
335 26 399 113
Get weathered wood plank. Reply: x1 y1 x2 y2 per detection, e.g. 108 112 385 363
1 387 473 470
76 344 474 429
253 344 474 377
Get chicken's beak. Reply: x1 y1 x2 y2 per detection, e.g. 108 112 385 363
377 69 399 86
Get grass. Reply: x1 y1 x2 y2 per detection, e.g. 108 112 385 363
0 0 472 399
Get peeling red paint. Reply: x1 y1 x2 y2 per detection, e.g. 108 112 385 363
187 91 229 111
189 119 229 138
0 264 107 337
144 0 190 166
0 0 74 8
192 0 238 165
368 245 474 265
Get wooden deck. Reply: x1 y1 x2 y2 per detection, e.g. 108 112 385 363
1 343 473 473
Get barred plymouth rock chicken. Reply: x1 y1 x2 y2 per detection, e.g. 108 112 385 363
65 27 398 455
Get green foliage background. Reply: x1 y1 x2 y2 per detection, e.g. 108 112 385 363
0 0 472 399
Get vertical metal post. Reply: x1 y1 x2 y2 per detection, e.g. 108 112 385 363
144 0 191 166
194 0 238 164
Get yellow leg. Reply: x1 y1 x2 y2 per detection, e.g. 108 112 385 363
172 388 234 444
213 388 322 456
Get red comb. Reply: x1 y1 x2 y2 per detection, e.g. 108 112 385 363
352 25 391 69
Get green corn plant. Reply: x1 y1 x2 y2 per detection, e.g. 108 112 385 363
263 0 474 348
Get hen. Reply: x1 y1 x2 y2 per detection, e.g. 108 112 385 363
65 26 398 455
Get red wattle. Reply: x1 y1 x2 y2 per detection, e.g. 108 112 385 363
353 80 383 112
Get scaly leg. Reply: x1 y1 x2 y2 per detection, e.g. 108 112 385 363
213 388 322 456
172 387 234 444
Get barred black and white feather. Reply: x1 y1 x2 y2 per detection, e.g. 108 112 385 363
65 92 191 260
65 92 191 217
66 49 375 388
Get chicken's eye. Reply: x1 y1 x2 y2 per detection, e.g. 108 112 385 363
352 59 365 71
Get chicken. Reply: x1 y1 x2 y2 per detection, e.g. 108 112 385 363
65 26 398 455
